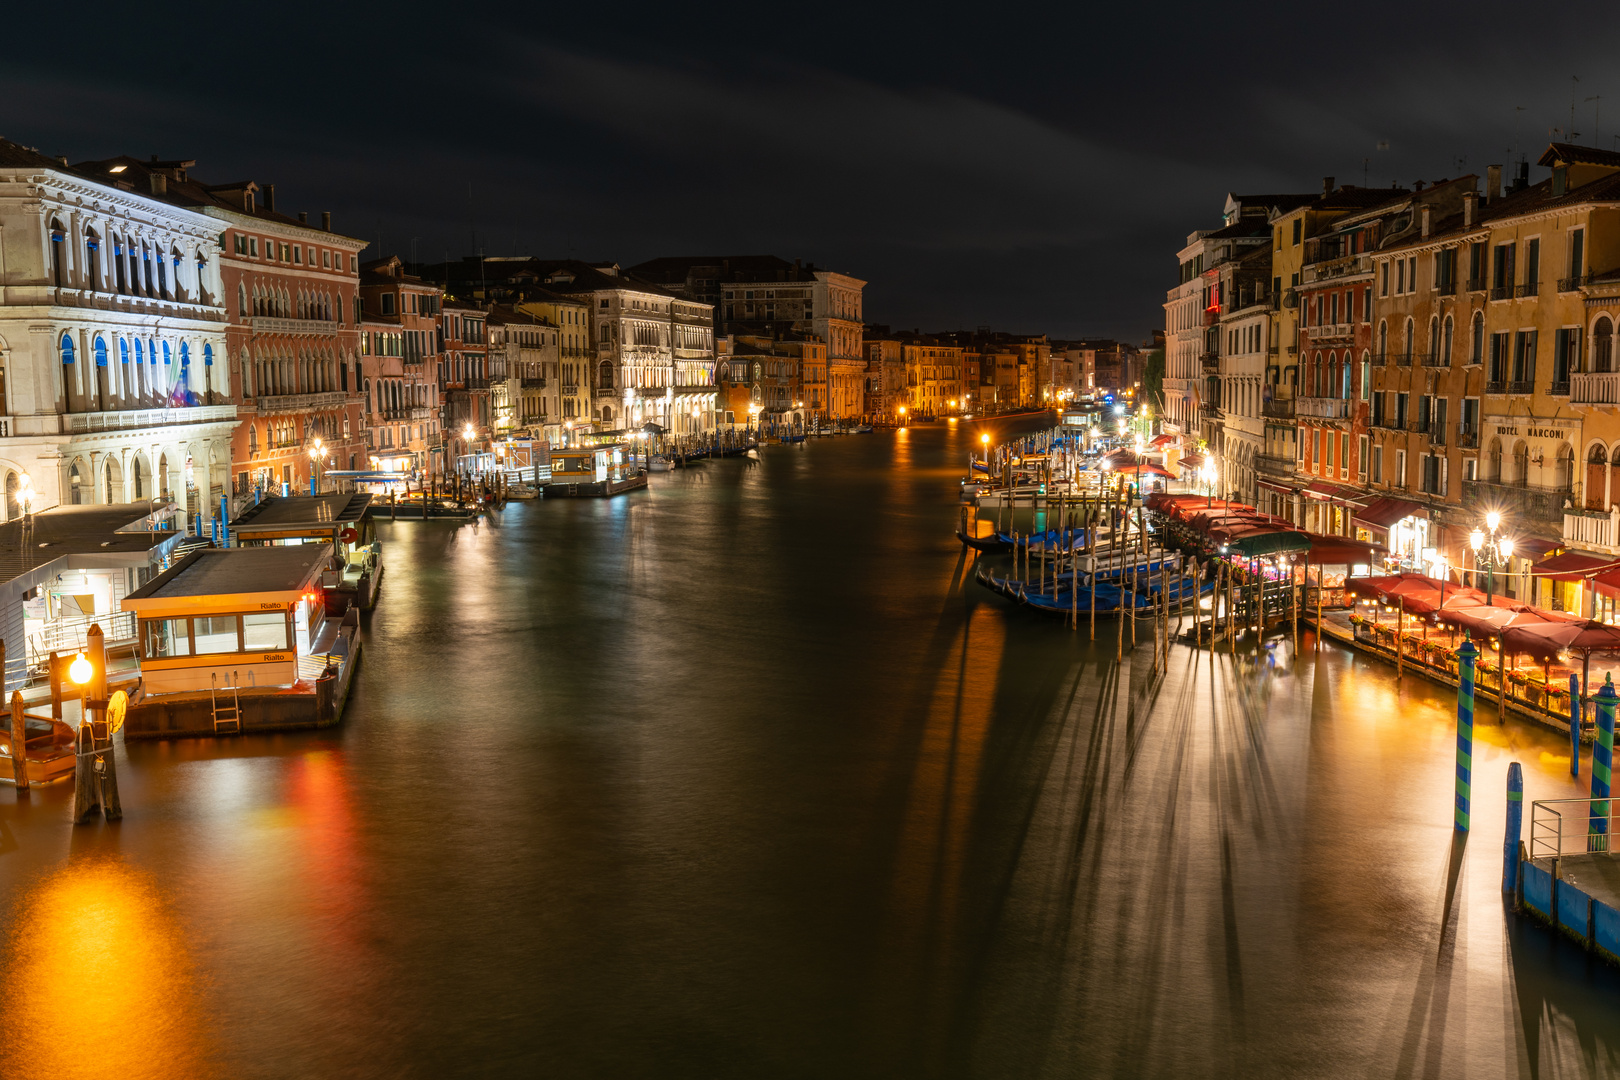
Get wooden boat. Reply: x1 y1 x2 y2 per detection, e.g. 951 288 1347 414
780 434 807 444
647 456 674 472
0 712 78 786
957 529 1011 552
853 425 874 434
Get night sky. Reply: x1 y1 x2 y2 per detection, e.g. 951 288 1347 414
9 2 1619 339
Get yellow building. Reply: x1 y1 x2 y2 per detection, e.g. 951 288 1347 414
515 290 593 441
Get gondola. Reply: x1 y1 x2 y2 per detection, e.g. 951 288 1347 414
957 529 1012 552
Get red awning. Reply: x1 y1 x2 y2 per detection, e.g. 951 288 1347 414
1535 552 1617 581
1597 567 1620 601
1178 452 1206 468
1148 433 1175 450
1513 538 1564 558
1256 479 1295 495
1307 535 1387 564
1302 482 1364 503
1353 497 1422 531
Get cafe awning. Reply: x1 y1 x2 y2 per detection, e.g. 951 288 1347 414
1353 497 1422 531
1302 481 1364 504
1514 538 1564 558
1535 552 1617 581
1306 535 1386 564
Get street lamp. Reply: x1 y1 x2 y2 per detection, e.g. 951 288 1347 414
1201 460 1218 507
69 651 91 687
307 436 324 496
1469 513 1514 608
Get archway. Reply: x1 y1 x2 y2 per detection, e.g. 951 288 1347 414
131 452 149 501
1588 443 1608 509
1511 440 1528 486
68 460 84 505
104 455 124 504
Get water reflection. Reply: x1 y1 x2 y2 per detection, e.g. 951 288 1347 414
0 857 214 1080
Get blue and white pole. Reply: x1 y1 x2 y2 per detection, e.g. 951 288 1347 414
1456 637 1477 832
1590 673 1616 852
1503 761 1523 895
1571 672 1582 779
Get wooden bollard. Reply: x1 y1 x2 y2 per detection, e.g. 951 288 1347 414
88 624 119 821
9 690 25 790
1396 597 1405 680
1315 575 1324 653
49 650 61 720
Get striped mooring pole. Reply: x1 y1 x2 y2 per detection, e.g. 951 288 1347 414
1589 673 1616 853
1571 672 1582 779
1456 638 1477 833
1503 761 1524 895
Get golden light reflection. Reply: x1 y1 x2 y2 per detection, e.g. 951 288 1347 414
0 859 215 1080
885 607 1004 949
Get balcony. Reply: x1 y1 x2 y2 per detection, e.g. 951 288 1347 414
1431 424 1448 447
1421 352 1447 368
1508 380 1534 394
1305 323 1355 341
1261 397 1295 419
1490 285 1514 301
560 384 580 396
520 377 546 389
1370 415 1399 431
65 404 237 434
1559 272 1610 292
1296 396 1351 419
1436 280 1457 296
250 316 341 336
257 391 351 414
1371 352 1388 367
1394 352 1413 368
1549 380 1571 397
1485 380 1507 395
1571 371 1620 405
1461 479 1570 527
1457 426 1480 448
1408 418 1430 434
1467 276 1487 292
1200 351 1220 374
1301 253 1372 284
1517 282 1540 299
1566 508 1618 550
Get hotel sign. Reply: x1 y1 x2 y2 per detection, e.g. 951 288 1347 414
1494 425 1569 440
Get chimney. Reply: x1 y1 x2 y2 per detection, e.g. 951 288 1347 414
264 184 276 212
1486 165 1502 202
1463 191 1478 228
246 189 255 214
297 211 308 224
1513 160 1530 192
149 172 167 195
1322 176 1334 196
321 211 331 232
1421 205 1431 238
1414 180 1426 192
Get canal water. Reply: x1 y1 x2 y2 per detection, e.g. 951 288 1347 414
3 425 1620 1079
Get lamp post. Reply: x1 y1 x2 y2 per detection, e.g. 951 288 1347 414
897 404 907 428
980 431 991 472
307 437 325 496
1469 511 1515 608
1201 460 1218 508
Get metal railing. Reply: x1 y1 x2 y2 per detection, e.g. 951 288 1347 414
1531 798 1618 859
1422 352 1448 367
1436 280 1457 296
29 611 137 665
1457 425 1479 448
1490 285 1514 300
1549 380 1571 397
1485 380 1507 394
1517 281 1541 299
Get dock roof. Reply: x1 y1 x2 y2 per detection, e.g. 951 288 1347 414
230 493 373 535
0 503 178 584
125 546 329 605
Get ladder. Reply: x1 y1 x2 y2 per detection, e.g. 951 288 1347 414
210 671 242 735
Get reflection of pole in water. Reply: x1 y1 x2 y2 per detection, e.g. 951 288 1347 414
1503 761 1523 894
1589 674 1615 851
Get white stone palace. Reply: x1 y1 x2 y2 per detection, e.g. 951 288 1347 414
0 141 235 525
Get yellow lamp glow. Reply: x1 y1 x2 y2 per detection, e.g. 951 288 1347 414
68 652 91 686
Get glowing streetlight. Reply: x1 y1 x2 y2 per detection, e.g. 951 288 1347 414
69 651 91 686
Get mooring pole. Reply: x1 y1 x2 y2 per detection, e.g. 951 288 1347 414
1589 673 1616 852
1456 636 1477 833
1571 672 1583 779
1503 761 1523 896
8 690 25 790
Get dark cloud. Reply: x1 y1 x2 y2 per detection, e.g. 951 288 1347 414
6 1 1620 338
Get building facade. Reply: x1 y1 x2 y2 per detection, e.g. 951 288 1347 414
0 143 237 527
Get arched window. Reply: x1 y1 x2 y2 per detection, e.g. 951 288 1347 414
238 283 247 317
60 333 74 365
1512 441 1529 486
598 361 614 390
1596 316 1614 373
1403 318 1415 361
162 341 171 366
84 228 100 290
1442 316 1454 365
1487 438 1502 481
119 337 129 366
1557 444 1575 492
68 461 82 505
4 472 16 522
1588 444 1608 510
1471 312 1484 364
1428 317 1440 361
49 218 65 287
1360 351 1371 401
1377 320 1388 358
93 336 107 367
